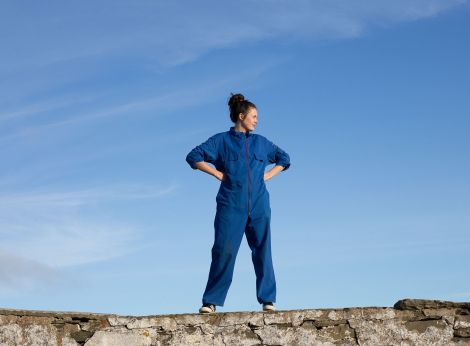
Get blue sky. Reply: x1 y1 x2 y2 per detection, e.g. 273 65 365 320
1 1 469 315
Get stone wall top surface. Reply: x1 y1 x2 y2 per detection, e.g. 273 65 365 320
1 299 469 345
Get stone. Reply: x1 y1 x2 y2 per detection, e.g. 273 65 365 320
1 299 470 345
0 324 24 346
125 316 178 331
84 330 152 346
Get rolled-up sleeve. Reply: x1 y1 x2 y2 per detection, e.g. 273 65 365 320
186 136 218 170
267 140 291 171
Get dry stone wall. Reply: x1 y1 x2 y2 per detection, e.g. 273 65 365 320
1 299 469 345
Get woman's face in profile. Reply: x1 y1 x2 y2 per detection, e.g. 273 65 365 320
239 107 258 132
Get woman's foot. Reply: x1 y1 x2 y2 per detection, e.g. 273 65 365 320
262 302 275 311
199 303 216 313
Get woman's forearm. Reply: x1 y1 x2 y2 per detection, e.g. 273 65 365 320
194 161 224 181
264 165 284 181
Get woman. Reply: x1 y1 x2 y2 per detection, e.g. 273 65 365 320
186 93 291 313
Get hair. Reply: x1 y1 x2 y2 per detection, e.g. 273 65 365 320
228 93 256 123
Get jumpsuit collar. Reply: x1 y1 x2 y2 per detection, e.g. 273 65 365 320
229 126 252 138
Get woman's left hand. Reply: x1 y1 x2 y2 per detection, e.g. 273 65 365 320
264 165 285 182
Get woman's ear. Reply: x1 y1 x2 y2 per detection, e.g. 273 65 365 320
238 112 245 121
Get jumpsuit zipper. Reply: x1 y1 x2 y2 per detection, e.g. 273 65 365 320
245 135 251 217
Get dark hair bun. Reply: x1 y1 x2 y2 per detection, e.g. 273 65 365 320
228 93 245 108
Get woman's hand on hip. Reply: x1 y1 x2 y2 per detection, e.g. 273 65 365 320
214 170 225 182
264 165 284 181
194 161 225 182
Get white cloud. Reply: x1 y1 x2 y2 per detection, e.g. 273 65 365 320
0 183 179 270
0 57 284 142
0 93 101 123
0 0 465 70
3 219 139 267
0 183 179 208
0 252 63 295
0 0 465 139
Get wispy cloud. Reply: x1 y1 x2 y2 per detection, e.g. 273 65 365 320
0 57 285 142
0 93 101 123
0 252 63 295
0 183 178 273
0 183 178 208
1 0 465 139
2 218 142 267
1 0 466 70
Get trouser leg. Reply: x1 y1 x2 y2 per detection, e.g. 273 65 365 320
245 212 276 304
202 206 247 307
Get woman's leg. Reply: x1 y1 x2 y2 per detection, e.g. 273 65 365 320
245 209 276 305
202 205 247 307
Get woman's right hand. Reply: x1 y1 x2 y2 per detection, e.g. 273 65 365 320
213 170 225 182
194 162 226 182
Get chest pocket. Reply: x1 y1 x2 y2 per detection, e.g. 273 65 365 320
253 151 267 169
253 151 266 162
223 151 239 173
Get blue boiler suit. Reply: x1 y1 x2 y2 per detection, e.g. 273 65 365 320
186 126 291 307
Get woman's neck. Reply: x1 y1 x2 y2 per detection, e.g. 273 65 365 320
234 123 247 133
